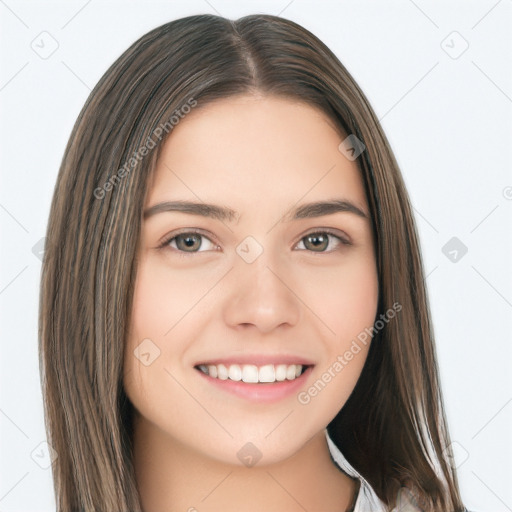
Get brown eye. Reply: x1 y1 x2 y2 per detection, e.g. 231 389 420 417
158 230 218 255
304 233 329 251
174 233 202 252
296 231 351 253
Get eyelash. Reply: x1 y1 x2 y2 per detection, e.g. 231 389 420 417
156 228 351 257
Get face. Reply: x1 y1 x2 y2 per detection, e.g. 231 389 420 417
123 94 379 466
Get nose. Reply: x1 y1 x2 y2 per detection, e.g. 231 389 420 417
222 252 301 334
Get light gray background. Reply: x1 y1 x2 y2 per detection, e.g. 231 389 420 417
1 1 511 511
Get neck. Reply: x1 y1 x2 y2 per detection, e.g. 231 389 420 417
132 413 358 512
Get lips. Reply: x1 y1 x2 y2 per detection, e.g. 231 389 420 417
194 363 315 403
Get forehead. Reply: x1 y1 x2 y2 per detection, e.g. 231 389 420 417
145 95 368 218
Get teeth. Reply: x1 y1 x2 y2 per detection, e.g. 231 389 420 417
228 365 242 381
197 363 306 383
258 364 274 383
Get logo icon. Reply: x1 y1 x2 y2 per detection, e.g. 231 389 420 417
134 338 161 366
236 236 264 264
338 134 366 161
31 441 58 469
441 31 469 60
442 237 468 263
237 442 262 467
30 31 59 60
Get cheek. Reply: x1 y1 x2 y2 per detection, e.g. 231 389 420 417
129 268 167 344
334 267 378 338
326 257 378 401
124 257 217 399
296 264 378 417
128 258 206 345
124 261 180 395
303 252 379 341
299 253 378 394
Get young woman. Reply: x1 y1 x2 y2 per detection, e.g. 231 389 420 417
39 13 470 512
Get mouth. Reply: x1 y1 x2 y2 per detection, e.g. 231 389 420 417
193 362 315 403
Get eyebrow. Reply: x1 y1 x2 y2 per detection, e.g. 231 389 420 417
143 199 369 223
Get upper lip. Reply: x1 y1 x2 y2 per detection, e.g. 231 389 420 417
194 354 315 367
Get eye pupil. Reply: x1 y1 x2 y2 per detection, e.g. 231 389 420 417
177 234 201 251
305 233 328 251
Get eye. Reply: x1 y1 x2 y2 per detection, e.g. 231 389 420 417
157 228 351 257
295 230 351 253
157 229 219 255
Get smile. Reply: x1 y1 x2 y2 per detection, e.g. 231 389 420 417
195 363 309 383
194 363 315 403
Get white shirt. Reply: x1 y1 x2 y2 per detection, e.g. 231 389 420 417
326 429 423 512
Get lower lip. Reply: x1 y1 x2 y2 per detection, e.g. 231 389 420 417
195 366 314 404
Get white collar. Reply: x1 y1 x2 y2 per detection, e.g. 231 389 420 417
326 429 423 511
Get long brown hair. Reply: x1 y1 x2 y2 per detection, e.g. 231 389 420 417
39 13 466 511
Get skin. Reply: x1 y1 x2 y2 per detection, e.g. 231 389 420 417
123 94 379 512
